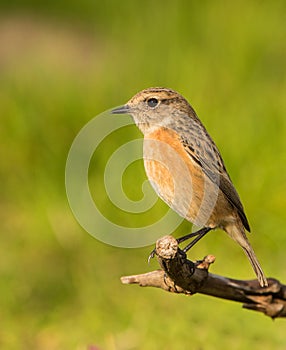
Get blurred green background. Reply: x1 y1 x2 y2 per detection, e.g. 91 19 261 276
1 1 286 349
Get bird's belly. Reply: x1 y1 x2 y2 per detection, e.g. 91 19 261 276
143 133 224 227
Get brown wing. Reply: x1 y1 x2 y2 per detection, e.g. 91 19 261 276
181 136 250 232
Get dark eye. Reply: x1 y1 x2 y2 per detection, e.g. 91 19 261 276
147 98 159 108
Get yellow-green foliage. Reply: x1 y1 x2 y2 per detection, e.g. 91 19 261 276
1 1 286 349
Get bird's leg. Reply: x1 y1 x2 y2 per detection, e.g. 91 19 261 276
148 227 212 262
177 227 210 244
181 227 212 252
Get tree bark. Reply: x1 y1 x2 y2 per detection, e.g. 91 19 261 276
121 235 286 319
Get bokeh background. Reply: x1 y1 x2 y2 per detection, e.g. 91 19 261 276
1 1 286 349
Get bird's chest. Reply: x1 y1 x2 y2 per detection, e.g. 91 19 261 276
143 129 205 220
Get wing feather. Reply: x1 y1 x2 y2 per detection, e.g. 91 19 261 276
181 134 250 232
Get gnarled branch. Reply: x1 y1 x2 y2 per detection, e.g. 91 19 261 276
121 235 286 319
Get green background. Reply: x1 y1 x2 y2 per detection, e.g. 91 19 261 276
1 1 286 349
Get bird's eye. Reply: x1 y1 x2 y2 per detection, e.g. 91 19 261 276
147 98 159 108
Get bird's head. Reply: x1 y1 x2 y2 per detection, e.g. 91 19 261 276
112 87 196 134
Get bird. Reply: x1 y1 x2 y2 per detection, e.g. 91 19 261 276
112 87 268 287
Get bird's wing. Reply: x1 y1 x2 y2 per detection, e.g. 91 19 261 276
181 133 250 232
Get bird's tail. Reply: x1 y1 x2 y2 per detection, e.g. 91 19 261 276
226 224 268 287
242 245 268 287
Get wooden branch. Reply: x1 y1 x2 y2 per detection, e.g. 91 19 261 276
121 235 286 319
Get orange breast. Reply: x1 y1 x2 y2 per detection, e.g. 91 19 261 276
143 128 231 228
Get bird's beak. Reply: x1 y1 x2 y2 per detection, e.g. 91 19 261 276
111 104 131 114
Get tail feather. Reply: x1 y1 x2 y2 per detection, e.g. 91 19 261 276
242 245 268 287
226 224 268 287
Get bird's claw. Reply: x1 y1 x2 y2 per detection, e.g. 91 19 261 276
148 248 156 263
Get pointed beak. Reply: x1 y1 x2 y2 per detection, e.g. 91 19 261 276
111 105 131 114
